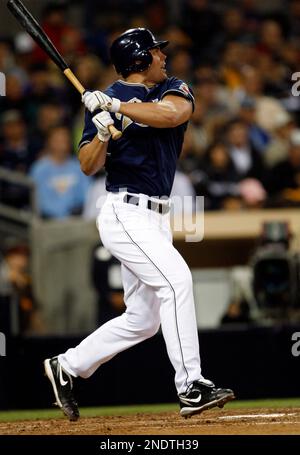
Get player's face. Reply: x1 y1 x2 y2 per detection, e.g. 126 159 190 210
146 47 167 83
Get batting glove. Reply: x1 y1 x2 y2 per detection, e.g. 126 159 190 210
82 90 121 113
92 111 114 142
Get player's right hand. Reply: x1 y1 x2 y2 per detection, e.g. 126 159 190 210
92 111 114 143
82 90 121 113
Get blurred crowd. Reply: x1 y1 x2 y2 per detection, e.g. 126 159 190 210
1 0 300 219
0 244 45 335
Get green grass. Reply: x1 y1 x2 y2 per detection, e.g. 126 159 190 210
0 398 300 422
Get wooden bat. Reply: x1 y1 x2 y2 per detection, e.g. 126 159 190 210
7 0 122 140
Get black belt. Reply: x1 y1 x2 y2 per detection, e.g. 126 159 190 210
123 194 170 214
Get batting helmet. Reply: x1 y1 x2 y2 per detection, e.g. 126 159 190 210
110 28 169 77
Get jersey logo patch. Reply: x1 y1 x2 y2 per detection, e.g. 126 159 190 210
179 82 190 96
115 97 149 131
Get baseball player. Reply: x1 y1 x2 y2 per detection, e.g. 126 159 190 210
44 28 235 421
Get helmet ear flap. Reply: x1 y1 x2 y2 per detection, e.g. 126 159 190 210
130 49 153 73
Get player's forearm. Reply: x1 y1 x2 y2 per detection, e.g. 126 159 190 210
119 100 183 128
78 137 108 176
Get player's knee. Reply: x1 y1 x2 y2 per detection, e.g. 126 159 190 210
137 320 160 338
139 316 160 337
141 320 160 338
127 316 160 338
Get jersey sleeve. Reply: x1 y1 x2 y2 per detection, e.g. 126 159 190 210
78 109 97 150
161 77 195 110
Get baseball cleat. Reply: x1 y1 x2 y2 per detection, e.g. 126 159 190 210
44 356 80 422
179 379 235 418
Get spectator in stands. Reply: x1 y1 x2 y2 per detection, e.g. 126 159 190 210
192 141 241 210
220 41 248 91
220 299 252 325
241 0 261 35
91 244 124 325
29 125 90 218
288 0 300 40
168 49 193 85
74 55 106 91
238 96 270 154
0 73 27 118
266 129 300 207
1 0 300 215
61 27 86 67
0 111 34 209
83 170 107 220
25 63 63 124
176 124 204 176
13 32 35 75
180 0 221 62
192 73 235 151
162 25 192 55
186 101 208 161
211 8 252 57
220 266 253 325
264 111 295 167
0 109 37 207
0 38 15 74
32 2 85 65
226 118 266 182
0 245 44 335
194 73 233 123
0 110 37 173
256 53 289 99
67 55 105 114
187 120 266 210
239 66 288 133
30 102 67 152
256 20 284 60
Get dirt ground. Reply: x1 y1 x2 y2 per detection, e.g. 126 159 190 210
0 407 300 435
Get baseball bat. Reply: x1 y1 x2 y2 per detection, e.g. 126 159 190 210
7 0 122 140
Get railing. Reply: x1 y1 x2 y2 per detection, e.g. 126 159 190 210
0 166 38 241
0 166 38 217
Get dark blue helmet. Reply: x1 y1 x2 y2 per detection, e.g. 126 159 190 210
110 28 169 77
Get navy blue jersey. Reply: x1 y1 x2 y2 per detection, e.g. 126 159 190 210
79 77 194 197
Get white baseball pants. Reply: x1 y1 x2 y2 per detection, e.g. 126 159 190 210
59 192 203 394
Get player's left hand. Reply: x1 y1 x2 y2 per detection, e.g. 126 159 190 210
82 90 121 113
92 111 114 142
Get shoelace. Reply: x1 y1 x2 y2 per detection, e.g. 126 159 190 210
184 381 200 396
185 379 216 396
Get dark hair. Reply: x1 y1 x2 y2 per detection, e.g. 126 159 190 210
42 2 68 19
46 124 70 141
29 62 49 74
5 245 30 257
204 140 229 161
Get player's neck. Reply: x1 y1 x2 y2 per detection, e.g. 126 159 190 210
125 74 156 88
